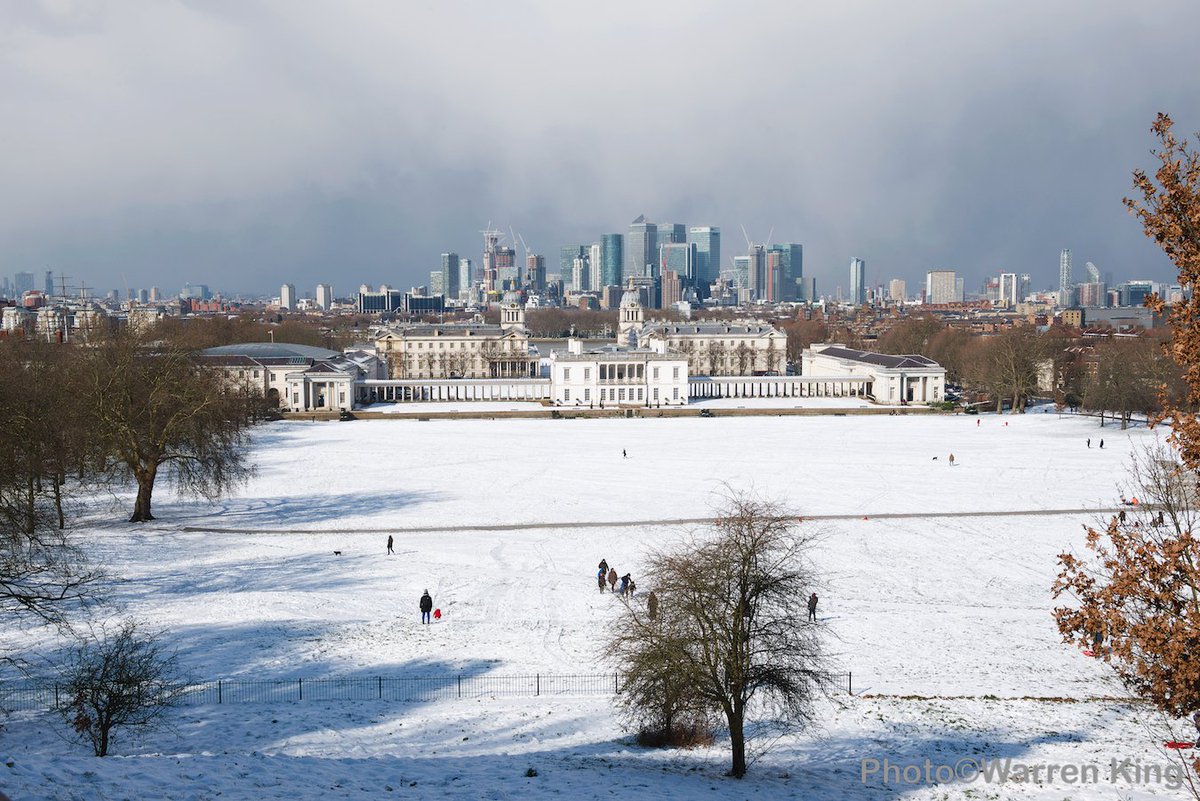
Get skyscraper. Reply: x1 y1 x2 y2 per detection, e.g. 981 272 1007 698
1058 249 1073 307
766 243 802 301
627 216 658 278
280 283 296 310
888 279 907 302
459 258 473 299
589 243 602 291
926 270 958 304
849 258 866 305
525 253 546 293
14 272 34 295
43 270 54 296
999 273 1018 308
689 227 721 295
560 244 587 290
316 283 334 310
746 245 767 300
659 242 697 288
657 223 686 246
600 233 623 287
441 253 461 299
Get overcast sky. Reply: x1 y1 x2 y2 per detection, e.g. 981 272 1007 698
2 0 1198 298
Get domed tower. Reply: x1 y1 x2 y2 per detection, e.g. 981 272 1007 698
500 291 526 332
618 289 644 345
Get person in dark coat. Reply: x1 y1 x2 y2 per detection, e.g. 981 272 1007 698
607 568 618 592
599 558 609 575
619 573 631 596
420 590 433 624
597 570 607 592
387 535 394 555
807 593 818 622
647 590 659 621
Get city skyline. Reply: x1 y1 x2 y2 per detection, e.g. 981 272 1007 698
2 2 1197 297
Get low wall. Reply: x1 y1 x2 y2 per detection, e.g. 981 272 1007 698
283 405 942 422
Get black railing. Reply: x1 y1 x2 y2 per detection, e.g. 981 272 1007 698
0 671 852 712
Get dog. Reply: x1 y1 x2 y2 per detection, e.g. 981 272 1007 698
333 550 342 556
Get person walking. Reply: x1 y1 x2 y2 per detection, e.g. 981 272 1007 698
976 419 980 427
1087 438 1091 448
607 568 618 593
387 535 394 555
420 590 433 624
647 590 659 621
1099 439 1104 449
622 449 627 459
599 558 609 575
619 573 631 596
948 453 955 467
807 593 818 622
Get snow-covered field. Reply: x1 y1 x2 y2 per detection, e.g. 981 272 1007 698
2 413 1190 800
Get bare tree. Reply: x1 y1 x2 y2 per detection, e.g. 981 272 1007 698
79 328 258 522
61 619 187 757
1054 445 1200 797
609 492 830 778
0 340 102 642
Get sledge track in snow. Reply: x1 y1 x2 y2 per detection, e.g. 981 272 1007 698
180 506 1143 535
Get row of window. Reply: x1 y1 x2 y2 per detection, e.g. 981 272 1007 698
562 365 682 381
561 387 681 403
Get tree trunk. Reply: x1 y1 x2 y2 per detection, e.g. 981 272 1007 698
53 473 64 530
130 465 158 522
728 704 747 778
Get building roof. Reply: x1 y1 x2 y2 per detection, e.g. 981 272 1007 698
645 321 781 337
817 345 939 369
202 342 340 360
381 322 508 337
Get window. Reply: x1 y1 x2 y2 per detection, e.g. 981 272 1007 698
653 367 659 380
293 393 300 404
673 388 679 400
584 389 590 401
653 388 659 400
564 368 570 381
584 368 590 380
253 369 260 378
619 388 626 401
564 389 570 402
673 367 680 379
637 388 643 401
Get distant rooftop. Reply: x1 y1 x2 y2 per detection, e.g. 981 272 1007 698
817 345 939 370
201 342 340 360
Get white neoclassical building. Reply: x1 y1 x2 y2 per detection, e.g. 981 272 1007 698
200 343 385 412
549 338 689 408
616 290 786 376
802 344 946 404
374 294 538 380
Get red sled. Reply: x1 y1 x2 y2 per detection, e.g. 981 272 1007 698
1082 649 1096 657
433 608 442 620
1165 741 1195 750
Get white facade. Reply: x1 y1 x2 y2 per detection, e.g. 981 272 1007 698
549 339 688 407
280 283 296 310
926 270 959 304
375 299 536 380
802 344 946 404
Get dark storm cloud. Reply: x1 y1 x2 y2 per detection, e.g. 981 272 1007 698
1 0 1197 297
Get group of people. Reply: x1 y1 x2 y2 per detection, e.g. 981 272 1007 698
596 559 636 596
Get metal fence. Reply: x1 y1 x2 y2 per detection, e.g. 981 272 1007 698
0 671 853 713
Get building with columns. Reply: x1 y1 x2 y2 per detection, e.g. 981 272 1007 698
374 293 538 380
802 344 945 404
617 290 786 376
200 343 385 412
549 338 688 408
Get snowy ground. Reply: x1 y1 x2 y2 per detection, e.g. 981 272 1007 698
2 413 1190 800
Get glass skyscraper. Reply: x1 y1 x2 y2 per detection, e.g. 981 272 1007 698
600 233 623 287
689 226 721 297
